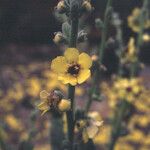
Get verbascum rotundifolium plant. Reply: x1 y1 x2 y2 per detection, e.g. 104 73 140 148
37 0 105 150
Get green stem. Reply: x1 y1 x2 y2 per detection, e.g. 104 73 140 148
108 100 129 150
99 0 112 63
66 1 79 149
130 0 148 77
108 1 148 150
85 0 113 113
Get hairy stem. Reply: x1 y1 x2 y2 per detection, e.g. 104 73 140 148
66 0 79 149
85 0 113 113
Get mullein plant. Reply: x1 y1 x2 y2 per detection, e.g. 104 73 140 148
38 0 105 150
107 0 149 150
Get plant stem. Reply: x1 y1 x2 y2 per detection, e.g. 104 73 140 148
99 0 112 63
85 0 113 113
66 1 79 149
108 1 148 149
108 100 129 150
131 0 148 77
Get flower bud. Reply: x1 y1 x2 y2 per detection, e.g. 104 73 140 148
56 0 66 13
82 1 93 12
58 99 71 112
91 55 98 61
53 32 65 44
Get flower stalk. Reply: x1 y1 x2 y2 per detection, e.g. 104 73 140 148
66 0 79 148
85 0 113 113
108 0 148 150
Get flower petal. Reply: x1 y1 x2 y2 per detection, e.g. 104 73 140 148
78 53 92 69
58 74 77 86
51 56 67 74
38 102 49 111
64 48 79 63
40 90 49 101
77 69 91 84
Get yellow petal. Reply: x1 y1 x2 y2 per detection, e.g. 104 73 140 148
82 128 89 143
77 69 91 84
64 48 79 63
51 56 67 74
40 90 49 101
58 74 77 86
41 109 49 116
38 102 49 111
86 125 99 139
78 53 92 69
58 99 71 112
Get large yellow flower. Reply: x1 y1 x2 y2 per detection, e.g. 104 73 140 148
51 48 92 86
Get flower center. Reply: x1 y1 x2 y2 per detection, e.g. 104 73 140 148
126 86 132 92
68 64 80 76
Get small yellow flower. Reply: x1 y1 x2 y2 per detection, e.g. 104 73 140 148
113 78 143 102
128 8 150 32
143 33 150 42
75 112 103 143
121 37 137 64
51 48 92 86
5 115 23 131
38 90 70 115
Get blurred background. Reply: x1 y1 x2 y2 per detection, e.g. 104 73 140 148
0 0 150 150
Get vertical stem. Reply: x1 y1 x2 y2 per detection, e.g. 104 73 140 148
108 101 128 150
85 0 113 113
108 1 148 150
66 1 79 149
99 0 112 63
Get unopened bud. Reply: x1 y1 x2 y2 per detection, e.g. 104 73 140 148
82 1 93 12
53 32 65 44
55 0 66 13
91 55 98 61
58 99 71 112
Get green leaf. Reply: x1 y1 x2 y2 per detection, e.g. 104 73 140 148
62 22 71 40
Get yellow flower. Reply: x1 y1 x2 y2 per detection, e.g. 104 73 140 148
121 37 137 64
143 33 150 42
75 112 103 143
38 90 70 115
51 48 92 86
26 77 41 97
128 8 150 32
5 115 23 131
113 78 143 102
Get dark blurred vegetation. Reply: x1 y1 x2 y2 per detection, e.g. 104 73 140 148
0 0 149 71
0 0 142 44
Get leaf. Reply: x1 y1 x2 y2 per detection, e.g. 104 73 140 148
62 22 71 40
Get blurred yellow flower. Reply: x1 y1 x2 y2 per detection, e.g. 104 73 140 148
128 8 150 32
51 48 92 86
94 125 110 145
121 37 137 64
7 83 24 102
5 115 23 131
143 33 150 42
75 112 103 143
26 77 41 97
